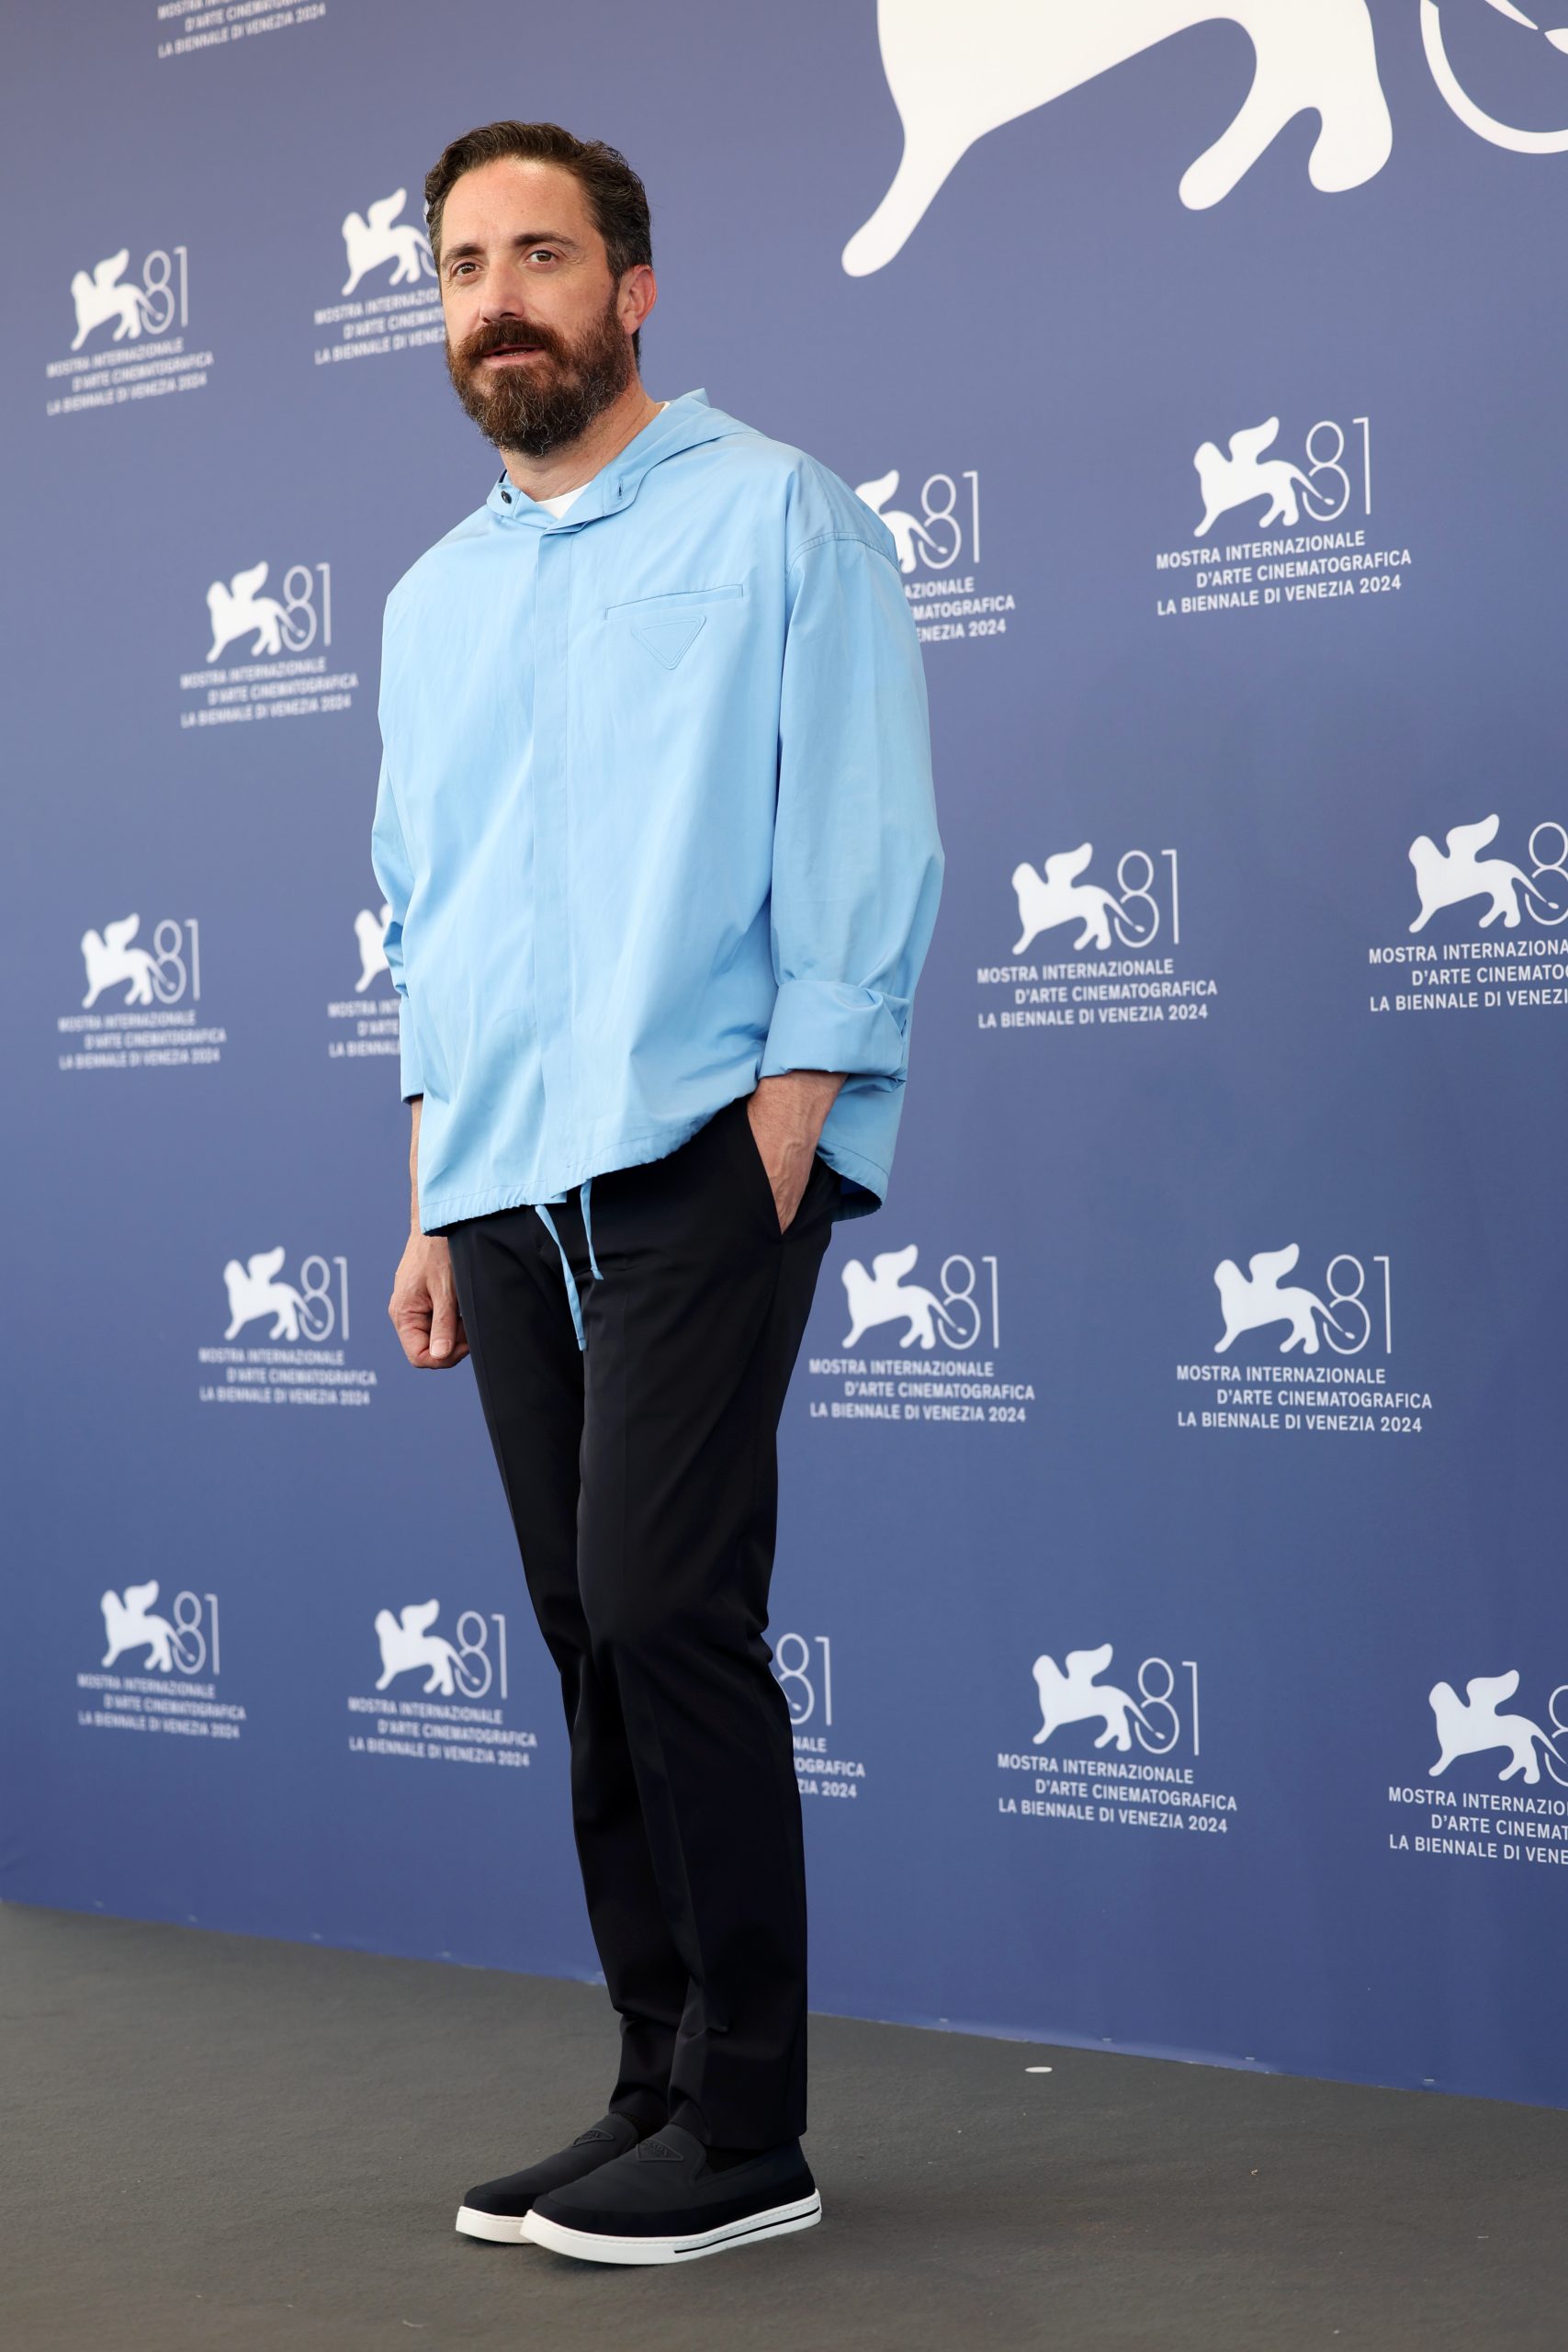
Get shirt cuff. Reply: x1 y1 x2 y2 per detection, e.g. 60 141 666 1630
398 1002 425 1102
760 976 908 1082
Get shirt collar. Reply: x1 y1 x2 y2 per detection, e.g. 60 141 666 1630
484 390 717 528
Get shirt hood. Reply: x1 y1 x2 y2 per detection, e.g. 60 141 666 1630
483 389 750 528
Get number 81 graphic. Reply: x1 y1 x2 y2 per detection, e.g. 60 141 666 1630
773 1634 832 1726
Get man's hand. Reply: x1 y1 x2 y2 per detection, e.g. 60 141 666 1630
745 1070 845 1231
390 1095 468 1367
389 1231 469 1368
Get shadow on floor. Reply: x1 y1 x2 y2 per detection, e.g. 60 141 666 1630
4 1904 1566 2351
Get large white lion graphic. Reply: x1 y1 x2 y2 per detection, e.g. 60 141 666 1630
100 1582 177 1672
222 1248 310 1341
854 469 938 572
1011 844 1124 953
341 189 434 296
1032 1644 1153 1752
843 0 1393 275
206 562 290 663
1213 1244 1352 1357
1193 418 1316 537
81 914 159 1008
842 0 1568 277
841 1244 964 1351
1428 1670 1565 1787
355 903 392 992
374 1601 463 1696
70 250 151 348
1407 816 1561 934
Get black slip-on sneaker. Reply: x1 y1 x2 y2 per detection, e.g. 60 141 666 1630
521 2122 821 2264
455 2112 651 2243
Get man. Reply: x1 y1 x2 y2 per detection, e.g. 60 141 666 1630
372 119 942 2267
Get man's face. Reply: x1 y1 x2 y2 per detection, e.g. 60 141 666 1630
437 158 645 459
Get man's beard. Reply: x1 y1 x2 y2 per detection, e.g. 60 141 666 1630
446 290 634 459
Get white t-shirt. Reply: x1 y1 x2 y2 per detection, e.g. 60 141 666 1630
536 481 590 519
525 401 668 518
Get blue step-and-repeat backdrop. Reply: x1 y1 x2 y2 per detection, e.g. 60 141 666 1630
7 0 1568 2109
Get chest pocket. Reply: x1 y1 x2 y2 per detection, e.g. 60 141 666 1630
605 582 744 672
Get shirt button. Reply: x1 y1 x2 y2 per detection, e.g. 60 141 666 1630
502 491 512 503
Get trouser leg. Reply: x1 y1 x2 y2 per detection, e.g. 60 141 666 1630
445 1204 682 2129
560 1097 837 2148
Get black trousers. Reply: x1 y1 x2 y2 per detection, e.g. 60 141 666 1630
445 1094 837 2148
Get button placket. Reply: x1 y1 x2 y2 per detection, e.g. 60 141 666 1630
532 530 575 1143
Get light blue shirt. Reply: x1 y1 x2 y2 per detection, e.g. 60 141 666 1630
371 389 943 1340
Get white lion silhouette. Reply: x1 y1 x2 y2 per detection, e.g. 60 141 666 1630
206 562 289 663
1428 1670 1564 1786
854 469 931 573
1012 844 1123 953
69 250 149 348
222 1247 310 1341
1032 1644 1151 1751
1213 1244 1348 1356
341 189 434 296
374 1600 463 1696
842 0 1392 276
101 1581 176 1672
355 903 392 992
1408 816 1560 933
1193 417 1315 537
81 913 158 1008
841 1244 961 1351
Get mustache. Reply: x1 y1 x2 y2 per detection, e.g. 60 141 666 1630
459 320 565 364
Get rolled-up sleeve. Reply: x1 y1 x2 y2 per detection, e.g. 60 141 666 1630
761 532 943 1087
368 749 425 1102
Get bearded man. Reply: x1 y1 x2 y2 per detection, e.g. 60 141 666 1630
371 119 942 2267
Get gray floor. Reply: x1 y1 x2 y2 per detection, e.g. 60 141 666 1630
4 1905 1566 2350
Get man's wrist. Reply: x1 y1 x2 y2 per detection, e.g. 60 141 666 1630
408 1094 423 1235
750 1069 844 1153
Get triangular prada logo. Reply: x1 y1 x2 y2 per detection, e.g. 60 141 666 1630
631 612 706 669
636 2135 686 2163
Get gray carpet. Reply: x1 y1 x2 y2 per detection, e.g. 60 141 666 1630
4 1904 1565 2351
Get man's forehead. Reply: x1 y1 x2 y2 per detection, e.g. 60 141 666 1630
443 156 593 239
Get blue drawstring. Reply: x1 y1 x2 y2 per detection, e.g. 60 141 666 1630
533 1179 602 1351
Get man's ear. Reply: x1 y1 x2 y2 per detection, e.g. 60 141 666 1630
620 262 657 336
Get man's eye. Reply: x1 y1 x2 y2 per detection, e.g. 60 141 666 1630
525 248 558 263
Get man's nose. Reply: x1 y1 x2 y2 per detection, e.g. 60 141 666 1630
479 256 543 313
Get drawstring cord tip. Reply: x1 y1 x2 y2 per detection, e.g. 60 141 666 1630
533 1181 604 1352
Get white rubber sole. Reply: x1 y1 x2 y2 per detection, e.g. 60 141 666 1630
522 2188 822 2265
455 2203 533 2244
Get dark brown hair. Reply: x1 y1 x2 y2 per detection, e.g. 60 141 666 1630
423 121 652 359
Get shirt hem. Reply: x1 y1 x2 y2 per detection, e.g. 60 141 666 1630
420 1114 714 1232
419 1113 891 1233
